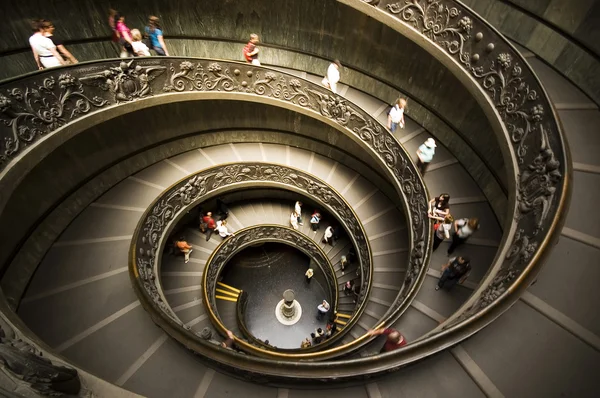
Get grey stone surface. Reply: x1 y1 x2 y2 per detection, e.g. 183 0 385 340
564 171 600 239
391 306 440 342
17 272 136 348
288 386 368 398
529 236 600 336
461 301 599 397
121 338 210 398
376 351 485 398
55 206 142 242
204 371 277 398
558 110 600 166
61 305 164 383
415 276 473 318
22 239 130 299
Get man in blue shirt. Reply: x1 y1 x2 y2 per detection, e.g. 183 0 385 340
416 138 436 175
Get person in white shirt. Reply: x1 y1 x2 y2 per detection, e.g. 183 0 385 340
294 201 303 225
322 226 334 245
29 20 65 70
447 217 479 255
215 220 234 239
387 98 407 133
290 211 299 230
130 29 151 56
317 300 330 320
433 215 453 251
321 60 341 94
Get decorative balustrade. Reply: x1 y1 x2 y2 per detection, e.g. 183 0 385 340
204 225 347 352
131 163 380 359
354 0 569 335
0 0 569 380
0 58 429 332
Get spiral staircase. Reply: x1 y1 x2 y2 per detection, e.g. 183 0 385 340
0 1 598 397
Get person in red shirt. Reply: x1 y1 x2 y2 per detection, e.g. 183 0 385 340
202 212 217 241
367 328 407 353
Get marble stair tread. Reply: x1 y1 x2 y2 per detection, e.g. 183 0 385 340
163 288 204 309
121 338 212 398
174 299 206 325
61 305 166 384
18 272 136 349
262 143 288 164
23 240 131 299
55 206 142 242
161 274 205 291
551 110 600 167
94 177 163 209
414 275 473 319
391 306 440 341
201 144 240 165
169 149 215 173
424 163 485 199
376 350 486 398
286 146 314 171
132 160 187 189
527 235 600 336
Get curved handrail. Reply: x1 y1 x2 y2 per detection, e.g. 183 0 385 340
0 59 428 329
203 224 346 353
353 0 570 337
0 0 569 375
131 162 385 359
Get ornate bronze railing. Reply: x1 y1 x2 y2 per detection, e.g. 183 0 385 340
0 0 569 377
0 58 428 332
352 0 569 338
131 162 385 359
204 225 345 352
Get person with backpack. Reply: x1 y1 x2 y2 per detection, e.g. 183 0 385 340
243 33 260 65
436 256 471 290
310 211 321 231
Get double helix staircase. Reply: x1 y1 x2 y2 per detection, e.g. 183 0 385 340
1 9 595 394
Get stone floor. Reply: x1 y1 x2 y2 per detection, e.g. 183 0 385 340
221 243 330 349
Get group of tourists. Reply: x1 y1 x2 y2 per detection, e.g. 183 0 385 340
290 201 338 245
174 199 233 264
428 193 480 291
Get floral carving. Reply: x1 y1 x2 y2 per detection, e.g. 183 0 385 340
376 0 565 328
516 125 561 233
0 74 107 163
388 0 469 54
133 163 378 333
80 60 166 102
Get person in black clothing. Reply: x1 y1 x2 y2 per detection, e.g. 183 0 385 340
436 256 471 291
39 20 78 64
216 198 229 220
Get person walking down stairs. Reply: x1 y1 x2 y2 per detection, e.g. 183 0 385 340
175 238 193 264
